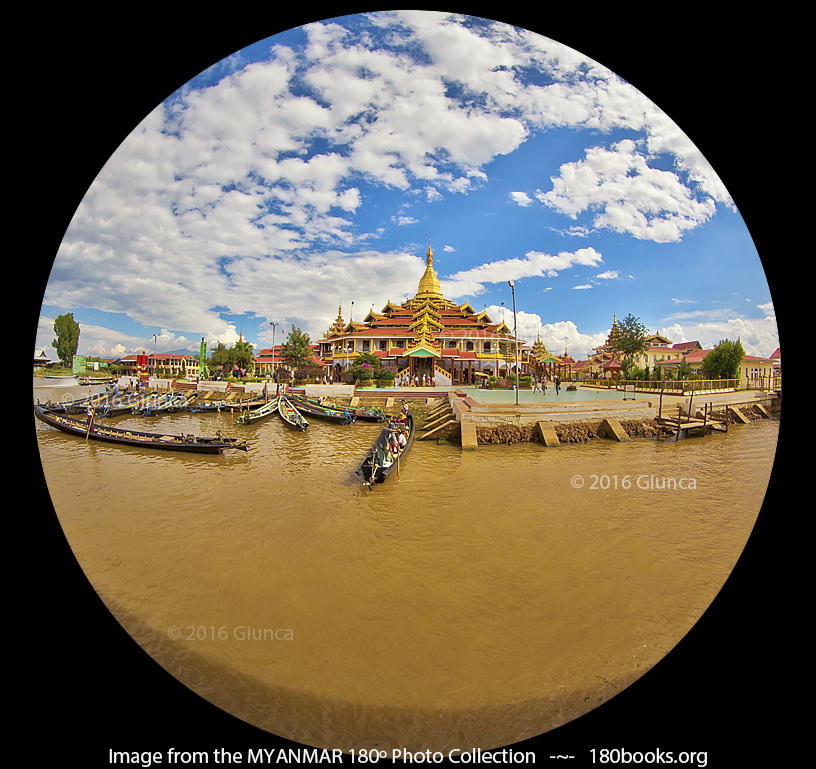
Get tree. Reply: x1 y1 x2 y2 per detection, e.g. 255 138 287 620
229 339 255 372
701 338 745 380
52 313 80 368
353 351 382 371
279 326 313 370
612 313 648 359
209 342 230 377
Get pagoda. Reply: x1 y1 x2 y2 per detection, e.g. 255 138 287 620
317 241 528 385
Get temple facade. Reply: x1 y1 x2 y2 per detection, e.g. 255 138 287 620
316 242 530 385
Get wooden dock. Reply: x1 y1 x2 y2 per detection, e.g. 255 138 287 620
657 403 727 440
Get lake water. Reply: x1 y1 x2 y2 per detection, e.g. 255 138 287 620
33 379 779 752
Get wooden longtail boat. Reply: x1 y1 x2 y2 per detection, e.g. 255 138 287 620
237 397 279 425
289 395 355 424
292 393 384 422
352 405 386 422
33 404 248 453
278 396 308 431
356 415 414 487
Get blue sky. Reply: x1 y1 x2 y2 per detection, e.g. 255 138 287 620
35 12 778 363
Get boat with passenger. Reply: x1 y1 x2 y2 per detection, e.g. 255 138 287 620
357 414 414 487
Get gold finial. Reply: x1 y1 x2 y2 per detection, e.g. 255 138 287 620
426 238 433 266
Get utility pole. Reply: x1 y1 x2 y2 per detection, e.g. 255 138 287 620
509 281 519 406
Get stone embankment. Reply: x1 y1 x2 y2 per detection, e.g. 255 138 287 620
475 418 660 445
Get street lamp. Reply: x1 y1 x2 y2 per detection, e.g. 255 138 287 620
269 321 279 381
509 281 519 406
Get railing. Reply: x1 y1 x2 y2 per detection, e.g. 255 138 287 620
434 365 452 385
580 377 779 393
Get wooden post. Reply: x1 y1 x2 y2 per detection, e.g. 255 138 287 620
675 405 681 441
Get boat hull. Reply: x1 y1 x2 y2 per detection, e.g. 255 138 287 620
34 405 247 454
278 396 309 431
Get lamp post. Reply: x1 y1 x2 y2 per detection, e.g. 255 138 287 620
509 281 519 406
152 333 158 385
269 321 279 381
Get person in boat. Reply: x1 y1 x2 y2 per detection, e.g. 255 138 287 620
86 400 95 433
397 427 407 448
400 399 409 416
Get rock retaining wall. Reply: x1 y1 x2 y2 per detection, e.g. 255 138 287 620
475 418 660 445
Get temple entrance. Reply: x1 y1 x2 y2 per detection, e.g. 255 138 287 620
408 355 437 385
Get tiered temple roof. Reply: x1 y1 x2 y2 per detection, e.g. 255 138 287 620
317 241 530 382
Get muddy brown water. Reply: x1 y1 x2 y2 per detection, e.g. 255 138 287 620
33 381 778 752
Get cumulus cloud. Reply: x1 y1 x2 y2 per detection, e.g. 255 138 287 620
659 316 779 358
441 247 603 297
539 139 717 242
510 192 533 206
483 308 608 360
44 12 737 347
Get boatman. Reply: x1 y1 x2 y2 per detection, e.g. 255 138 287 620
86 399 95 433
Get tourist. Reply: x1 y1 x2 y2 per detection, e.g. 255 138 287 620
555 375 561 394
532 375 541 393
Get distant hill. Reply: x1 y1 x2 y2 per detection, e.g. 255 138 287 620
153 348 199 357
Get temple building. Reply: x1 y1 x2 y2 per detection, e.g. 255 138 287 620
316 242 529 385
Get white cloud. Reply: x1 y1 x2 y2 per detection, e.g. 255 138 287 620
657 317 779 358
573 284 592 290
510 191 533 206
44 13 739 346
441 247 603 297
483 309 608 360
539 139 717 243
595 270 619 279
757 301 775 316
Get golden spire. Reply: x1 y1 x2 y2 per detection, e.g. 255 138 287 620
416 238 442 297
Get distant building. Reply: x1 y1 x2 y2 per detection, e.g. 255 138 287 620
33 350 54 370
656 347 777 385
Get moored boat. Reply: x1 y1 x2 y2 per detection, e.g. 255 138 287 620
33 404 248 453
237 397 279 425
278 396 309 431
289 394 355 424
356 414 414 487
353 405 386 422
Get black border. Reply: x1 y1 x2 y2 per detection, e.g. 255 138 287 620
28 10 785 766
